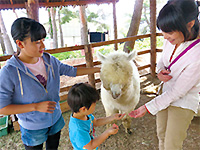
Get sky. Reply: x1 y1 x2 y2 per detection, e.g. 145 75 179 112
1 0 167 49
0 0 137 49
1 0 135 34
1 0 168 34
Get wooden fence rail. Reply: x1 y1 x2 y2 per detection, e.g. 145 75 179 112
0 33 163 110
0 33 163 61
0 33 163 130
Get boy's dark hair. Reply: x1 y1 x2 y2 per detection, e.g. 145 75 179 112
157 0 199 41
11 17 46 55
67 83 100 113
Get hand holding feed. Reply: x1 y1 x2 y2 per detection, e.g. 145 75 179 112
128 105 147 118
113 113 125 120
106 124 119 136
157 70 172 82
35 101 57 113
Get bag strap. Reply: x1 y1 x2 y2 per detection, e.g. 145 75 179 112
167 39 200 70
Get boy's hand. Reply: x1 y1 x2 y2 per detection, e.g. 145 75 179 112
106 124 119 136
83 123 119 150
113 113 125 120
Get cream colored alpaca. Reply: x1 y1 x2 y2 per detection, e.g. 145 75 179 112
97 51 140 133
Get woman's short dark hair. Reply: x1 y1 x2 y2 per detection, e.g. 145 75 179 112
157 0 199 41
11 17 46 43
67 83 100 113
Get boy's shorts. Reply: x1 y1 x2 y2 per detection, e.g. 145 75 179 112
20 115 65 146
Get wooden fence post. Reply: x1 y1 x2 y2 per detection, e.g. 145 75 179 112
84 45 95 87
150 0 156 77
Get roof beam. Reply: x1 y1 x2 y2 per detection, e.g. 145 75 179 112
0 0 118 10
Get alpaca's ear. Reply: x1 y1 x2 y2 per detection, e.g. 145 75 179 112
127 50 137 61
97 51 106 62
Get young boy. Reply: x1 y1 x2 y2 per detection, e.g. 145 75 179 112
67 83 125 150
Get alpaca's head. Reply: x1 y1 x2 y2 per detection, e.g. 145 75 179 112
97 51 137 99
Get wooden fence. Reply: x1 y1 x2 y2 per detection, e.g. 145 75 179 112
0 33 163 130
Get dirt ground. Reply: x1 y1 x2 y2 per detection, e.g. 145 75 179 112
0 58 200 150
0 74 199 150
58 75 200 150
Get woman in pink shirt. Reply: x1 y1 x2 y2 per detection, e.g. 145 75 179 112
129 0 200 150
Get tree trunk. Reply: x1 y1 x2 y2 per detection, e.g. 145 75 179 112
144 5 150 26
58 9 64 47
79 6 89 45
0 11 14 55
123 0 144 53
79 6 95 87
50 7 58 48
48 8 53 39
0 28 6 54
113 1 118 51
25 0 39 22
12 9 18 18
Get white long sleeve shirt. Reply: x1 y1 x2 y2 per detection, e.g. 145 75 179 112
146 39 200 115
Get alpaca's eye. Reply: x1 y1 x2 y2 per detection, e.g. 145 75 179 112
122 84 127 90
103 83 110 90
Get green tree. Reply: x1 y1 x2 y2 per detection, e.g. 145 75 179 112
0 11 14 55
139 0 150 35
61 7 110 32
50 7 58 48
123 0 144 53
58 9 64 47
86 9 109 31
60 8 76 24
47 8 53 39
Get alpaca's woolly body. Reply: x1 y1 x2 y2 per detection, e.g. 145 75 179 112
98 51 140 133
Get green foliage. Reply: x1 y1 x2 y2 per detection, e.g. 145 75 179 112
95 45 115 55
87 12 98 22
134 36 164 51
60 7 109 32
86 9 110 31
134 38 151 50
96 24 109 32
51 36 163 61
139 0 150 35
60 8 77 24
156 36 164 48
92 36 164 57
52 51 84 60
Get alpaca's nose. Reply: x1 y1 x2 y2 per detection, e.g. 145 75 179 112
112 92 120 99
110 83 122 99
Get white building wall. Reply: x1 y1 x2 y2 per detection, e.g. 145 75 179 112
58 19 81 47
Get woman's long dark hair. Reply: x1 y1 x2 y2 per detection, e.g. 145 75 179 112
157 0 199 41
11 17 46 55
